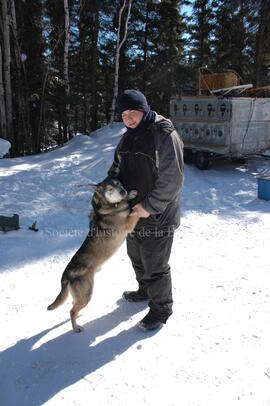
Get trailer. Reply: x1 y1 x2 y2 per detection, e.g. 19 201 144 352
170 96 270 169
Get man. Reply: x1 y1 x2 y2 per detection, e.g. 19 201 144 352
108 89 184 331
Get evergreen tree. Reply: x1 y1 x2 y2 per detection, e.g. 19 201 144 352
1 0 269 158
147 0 185 115
212 0 248 78
127 0 159 93
45 0 75 145
45 0 66 144
9 0 46 154
250 0 270 85
188 0 214 69
71 0 94 134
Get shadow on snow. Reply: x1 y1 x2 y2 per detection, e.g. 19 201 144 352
0 299 154 406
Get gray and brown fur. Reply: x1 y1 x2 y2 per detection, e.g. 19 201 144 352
47 178 138 332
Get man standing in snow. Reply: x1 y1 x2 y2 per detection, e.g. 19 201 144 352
108 90 184 331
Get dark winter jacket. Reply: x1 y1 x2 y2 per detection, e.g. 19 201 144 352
108 113 184 232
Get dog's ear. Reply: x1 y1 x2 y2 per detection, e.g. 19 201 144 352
127 190 138 200
89 183 100 191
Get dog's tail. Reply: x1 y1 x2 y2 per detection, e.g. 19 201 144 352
47 275 69 311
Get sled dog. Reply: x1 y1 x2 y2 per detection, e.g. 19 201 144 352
47 178 138 332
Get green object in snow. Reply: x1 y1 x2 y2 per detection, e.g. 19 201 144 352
0 214 20 232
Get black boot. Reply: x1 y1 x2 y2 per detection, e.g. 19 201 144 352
137 310 163 331
122 289 148 302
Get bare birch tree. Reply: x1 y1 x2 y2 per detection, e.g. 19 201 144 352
1 0 13 149
110 0 132 124
63 0 71 138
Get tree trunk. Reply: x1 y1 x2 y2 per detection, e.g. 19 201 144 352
63 0 71 139
0 44 7 140
10 0 29 155
110 0 132 124
1 0 14 152
37 32 64 152
83 92 87 134
89 0 100 132
58 105 63 146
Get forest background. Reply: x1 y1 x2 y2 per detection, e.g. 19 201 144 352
0 0 269 157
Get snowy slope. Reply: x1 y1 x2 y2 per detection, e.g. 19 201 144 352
0 138 11 158
0 123 270 406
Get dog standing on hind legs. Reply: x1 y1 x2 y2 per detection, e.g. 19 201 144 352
47 178 138 333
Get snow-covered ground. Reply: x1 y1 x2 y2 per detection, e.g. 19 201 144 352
0 138 11 158
0 124 270 406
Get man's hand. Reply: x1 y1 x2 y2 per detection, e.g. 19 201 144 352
131 203 150 218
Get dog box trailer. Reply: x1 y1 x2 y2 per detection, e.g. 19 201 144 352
170 97 270 169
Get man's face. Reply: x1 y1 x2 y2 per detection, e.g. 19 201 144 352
122 110 144 129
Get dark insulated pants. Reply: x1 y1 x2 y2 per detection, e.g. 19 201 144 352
126 231 174 323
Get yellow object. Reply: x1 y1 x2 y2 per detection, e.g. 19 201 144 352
199 70 240 95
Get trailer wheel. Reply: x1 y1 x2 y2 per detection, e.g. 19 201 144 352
232 157 246 165
195 151 210 170
184 149 193 164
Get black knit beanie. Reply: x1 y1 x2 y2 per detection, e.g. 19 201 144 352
118 90 150 116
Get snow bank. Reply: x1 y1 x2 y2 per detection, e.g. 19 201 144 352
0 138 11 158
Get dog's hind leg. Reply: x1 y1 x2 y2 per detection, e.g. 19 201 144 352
70 298 88 333
69 275 94 333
